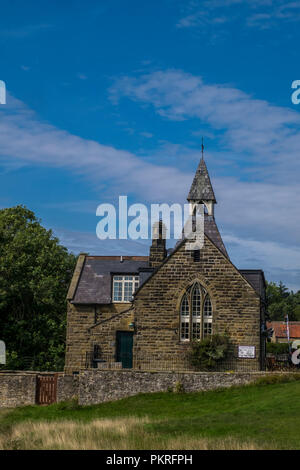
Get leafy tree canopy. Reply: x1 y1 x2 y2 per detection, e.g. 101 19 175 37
266 281 300 321
0 206 76 371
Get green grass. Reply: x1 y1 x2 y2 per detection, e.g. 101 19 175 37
1 380 300 449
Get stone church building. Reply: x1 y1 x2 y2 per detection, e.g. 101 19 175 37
65 157 267 374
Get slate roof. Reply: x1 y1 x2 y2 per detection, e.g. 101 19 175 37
267 321 300 339
238 270 266 300
175 213 229 259
187 158 216 202
70 255 266 304
204 215 228 258
71 256 148 304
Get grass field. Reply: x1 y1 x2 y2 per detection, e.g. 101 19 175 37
1 378 300 450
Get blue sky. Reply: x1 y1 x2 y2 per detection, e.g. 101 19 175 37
0 0 300 290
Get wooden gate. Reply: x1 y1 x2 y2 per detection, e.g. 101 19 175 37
36 374 57 405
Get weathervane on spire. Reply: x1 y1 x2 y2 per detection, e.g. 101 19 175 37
201 137 204 160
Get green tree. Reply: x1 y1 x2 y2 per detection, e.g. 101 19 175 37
266 281 300 321
0 206 76 371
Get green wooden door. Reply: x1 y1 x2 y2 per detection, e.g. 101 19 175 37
116 331 133 368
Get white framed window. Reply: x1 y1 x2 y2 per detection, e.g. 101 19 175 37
179 282 213 341
113 275 139 302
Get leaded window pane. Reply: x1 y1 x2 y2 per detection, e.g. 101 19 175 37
180 294 189 316
192 285 201 317
203 296 212 337
181 322 189 340
204 322 212 336
113 275 139 302
113 281 123 302
192 322 201 339
204 296 212 317
180 294 190 341
180 284 213 341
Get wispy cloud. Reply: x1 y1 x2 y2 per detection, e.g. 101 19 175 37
110 68 300 288
0 23 53 39
0 92 190 203
53 226 150 256
140 131 153 138
176 0 300 30
110 69 300 184
77 73 88 80
1 76 300 288
223 233 300 292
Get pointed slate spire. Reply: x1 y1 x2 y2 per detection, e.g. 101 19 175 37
187 151 216 203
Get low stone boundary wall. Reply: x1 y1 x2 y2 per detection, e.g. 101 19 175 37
0 372 37 408
2 369 297 408
0 371 79 408
79 369 267 405
57 374 79 402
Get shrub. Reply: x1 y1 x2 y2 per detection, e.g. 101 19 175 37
188 334 230 370
174 381 185 393
266 342 290 355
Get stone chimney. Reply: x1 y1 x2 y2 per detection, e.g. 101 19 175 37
149 220 167 268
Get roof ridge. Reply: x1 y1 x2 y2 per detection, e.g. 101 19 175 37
86 255 149 260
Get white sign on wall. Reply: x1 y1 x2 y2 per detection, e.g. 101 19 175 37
238 345 256 359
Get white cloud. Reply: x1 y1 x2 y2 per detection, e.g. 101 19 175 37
110 69 300 288
223 233 300 291
224 233 300 271
176 0 300 30
214 177 300 246
0 92 190 203
77 73 88 80
1 76 300 289
110 70 300 184
0 24 53 39
140 131 153 138
53 226 150 256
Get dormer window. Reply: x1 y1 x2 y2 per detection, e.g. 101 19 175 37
113 275 139 302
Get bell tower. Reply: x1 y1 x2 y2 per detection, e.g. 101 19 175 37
187 140 216 217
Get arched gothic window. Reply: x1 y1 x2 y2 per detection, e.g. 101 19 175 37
180 282 213 341
180 294 189 340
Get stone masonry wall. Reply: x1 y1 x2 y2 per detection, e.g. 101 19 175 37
0 372 37 407
79 369 267 405
134 235 262 371
90 308 134 360
65 303 135 374
57 374 79 402
1 369 293 408
0 372 79 408
64 303 95 374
